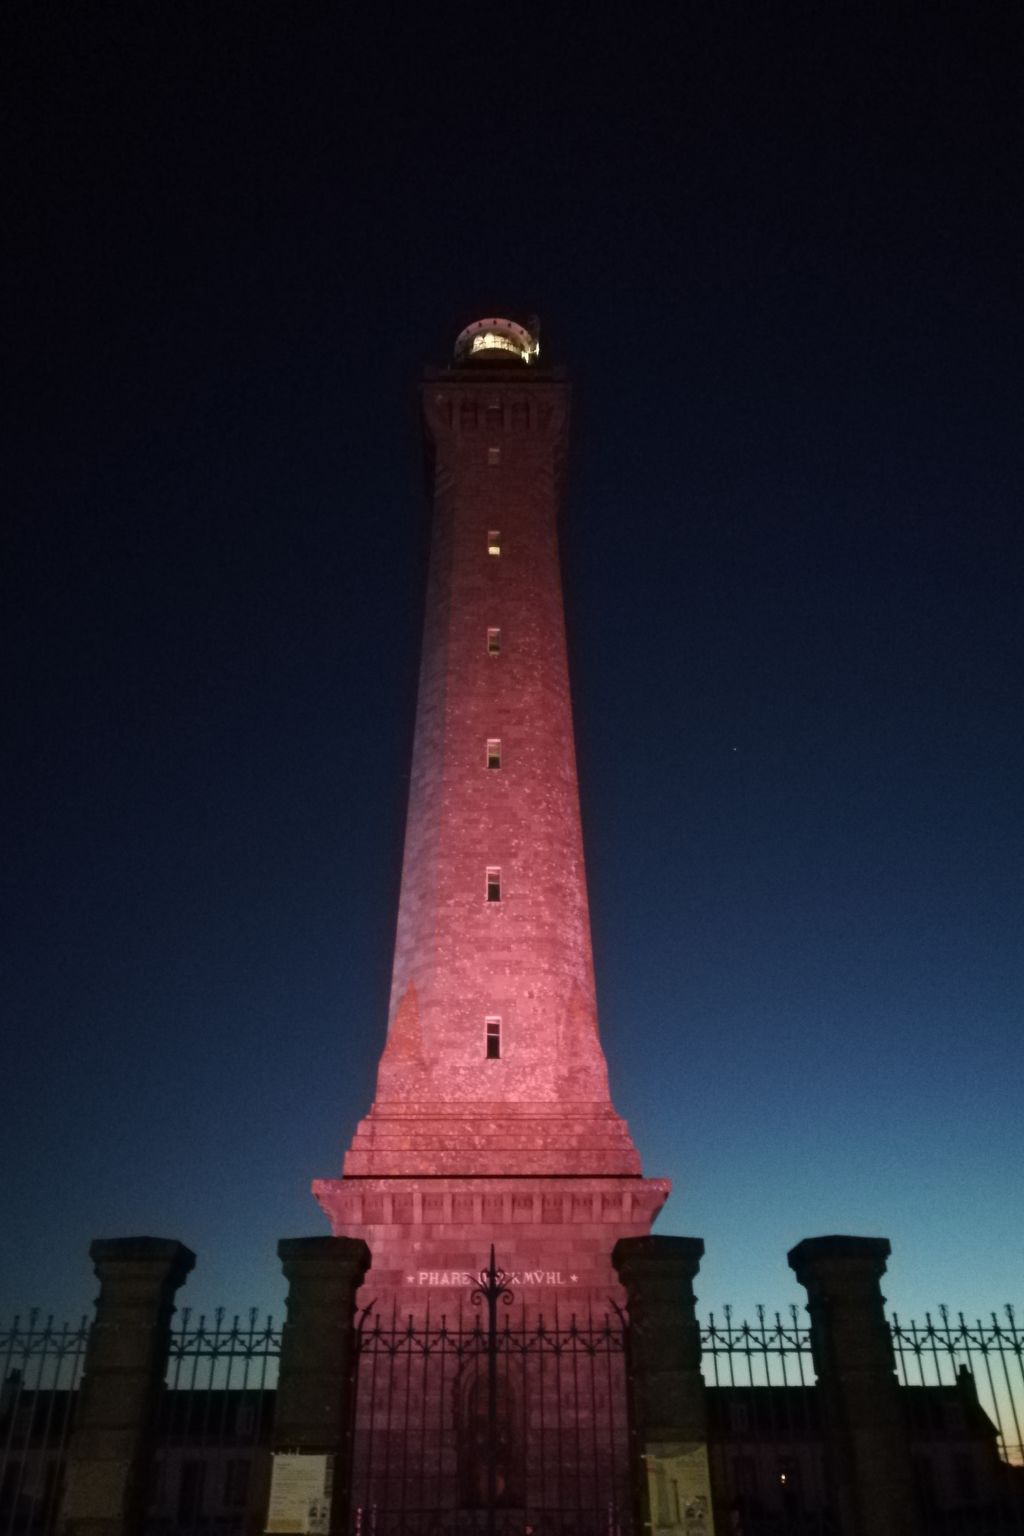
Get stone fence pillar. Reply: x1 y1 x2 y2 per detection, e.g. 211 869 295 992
788 1235 920 1536
62 1236 196 1536
613 1236 714 1536
270 1237 371 1535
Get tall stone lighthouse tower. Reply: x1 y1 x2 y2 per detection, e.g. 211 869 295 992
314 319 669 1312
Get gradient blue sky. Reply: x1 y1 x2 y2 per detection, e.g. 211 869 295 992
3 7 1021 1328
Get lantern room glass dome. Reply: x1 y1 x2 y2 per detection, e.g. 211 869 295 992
453 317 539 367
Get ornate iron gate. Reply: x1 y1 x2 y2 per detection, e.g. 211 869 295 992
347 1251 633 1536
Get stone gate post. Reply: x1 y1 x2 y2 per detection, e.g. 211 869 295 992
270 1237 371 1536
613 1236 714 1536
62 1236 196 1536
788 1235 920 1536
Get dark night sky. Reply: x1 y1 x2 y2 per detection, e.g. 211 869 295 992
2 6 1022 1324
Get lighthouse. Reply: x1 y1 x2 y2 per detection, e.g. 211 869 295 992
314 319 669 1313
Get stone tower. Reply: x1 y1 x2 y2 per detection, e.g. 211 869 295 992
314 318 669 1312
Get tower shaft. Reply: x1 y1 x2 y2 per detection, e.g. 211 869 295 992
315 325 668 1309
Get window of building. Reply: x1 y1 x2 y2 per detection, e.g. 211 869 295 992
486 867 501 902
487 627 501 655
487 445 501 466
777 1458 802 1515
485 1017 501 1059
487 530 501 556
486 739 501 770
485 405 503 431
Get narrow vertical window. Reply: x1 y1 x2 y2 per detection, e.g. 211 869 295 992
486 867 501 902
485 1016 501 1059
487 627 501 655
486 739 501 770
487 445 501 466
487 530 501 556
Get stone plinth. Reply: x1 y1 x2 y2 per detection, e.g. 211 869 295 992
314 1174 670 1315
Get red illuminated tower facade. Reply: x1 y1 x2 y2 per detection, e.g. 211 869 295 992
315 319 669 1311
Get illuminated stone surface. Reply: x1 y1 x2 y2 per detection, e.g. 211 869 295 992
315 327 669 1310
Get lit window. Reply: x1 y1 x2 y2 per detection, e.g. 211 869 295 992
487 627 501 655
487 445 501 466
472 333 521 359
777 1458 801 1512
486 739 501 770
485 1017 501 1059
487 530 501 556
486 867 501 902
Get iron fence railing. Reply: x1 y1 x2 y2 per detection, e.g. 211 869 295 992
147 1307 281 1536
891 1305 1024 1470
5 1290 1023 1536
164 1306 282 1395
701 1305 831 1532
703 1304 815 1391
0 1314 89 1536
697 1303 1024 1532
891 1304 1024 1531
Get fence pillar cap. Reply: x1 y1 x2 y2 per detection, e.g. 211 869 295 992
89 1235 196 1276
613 1235 705 1271
787 1234 891 1275
278 1235 371 1267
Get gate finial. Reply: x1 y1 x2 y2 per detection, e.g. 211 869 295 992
471 1247 514 1313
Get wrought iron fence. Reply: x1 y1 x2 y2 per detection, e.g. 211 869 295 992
348 1253 633 1536
145 1307 281 1536
701 1305 832 1534
6 1282 1023 1536
0 1314 89 1536
891 1305 1024 1532
697 1303 1024 1534
164 1306 282 1394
